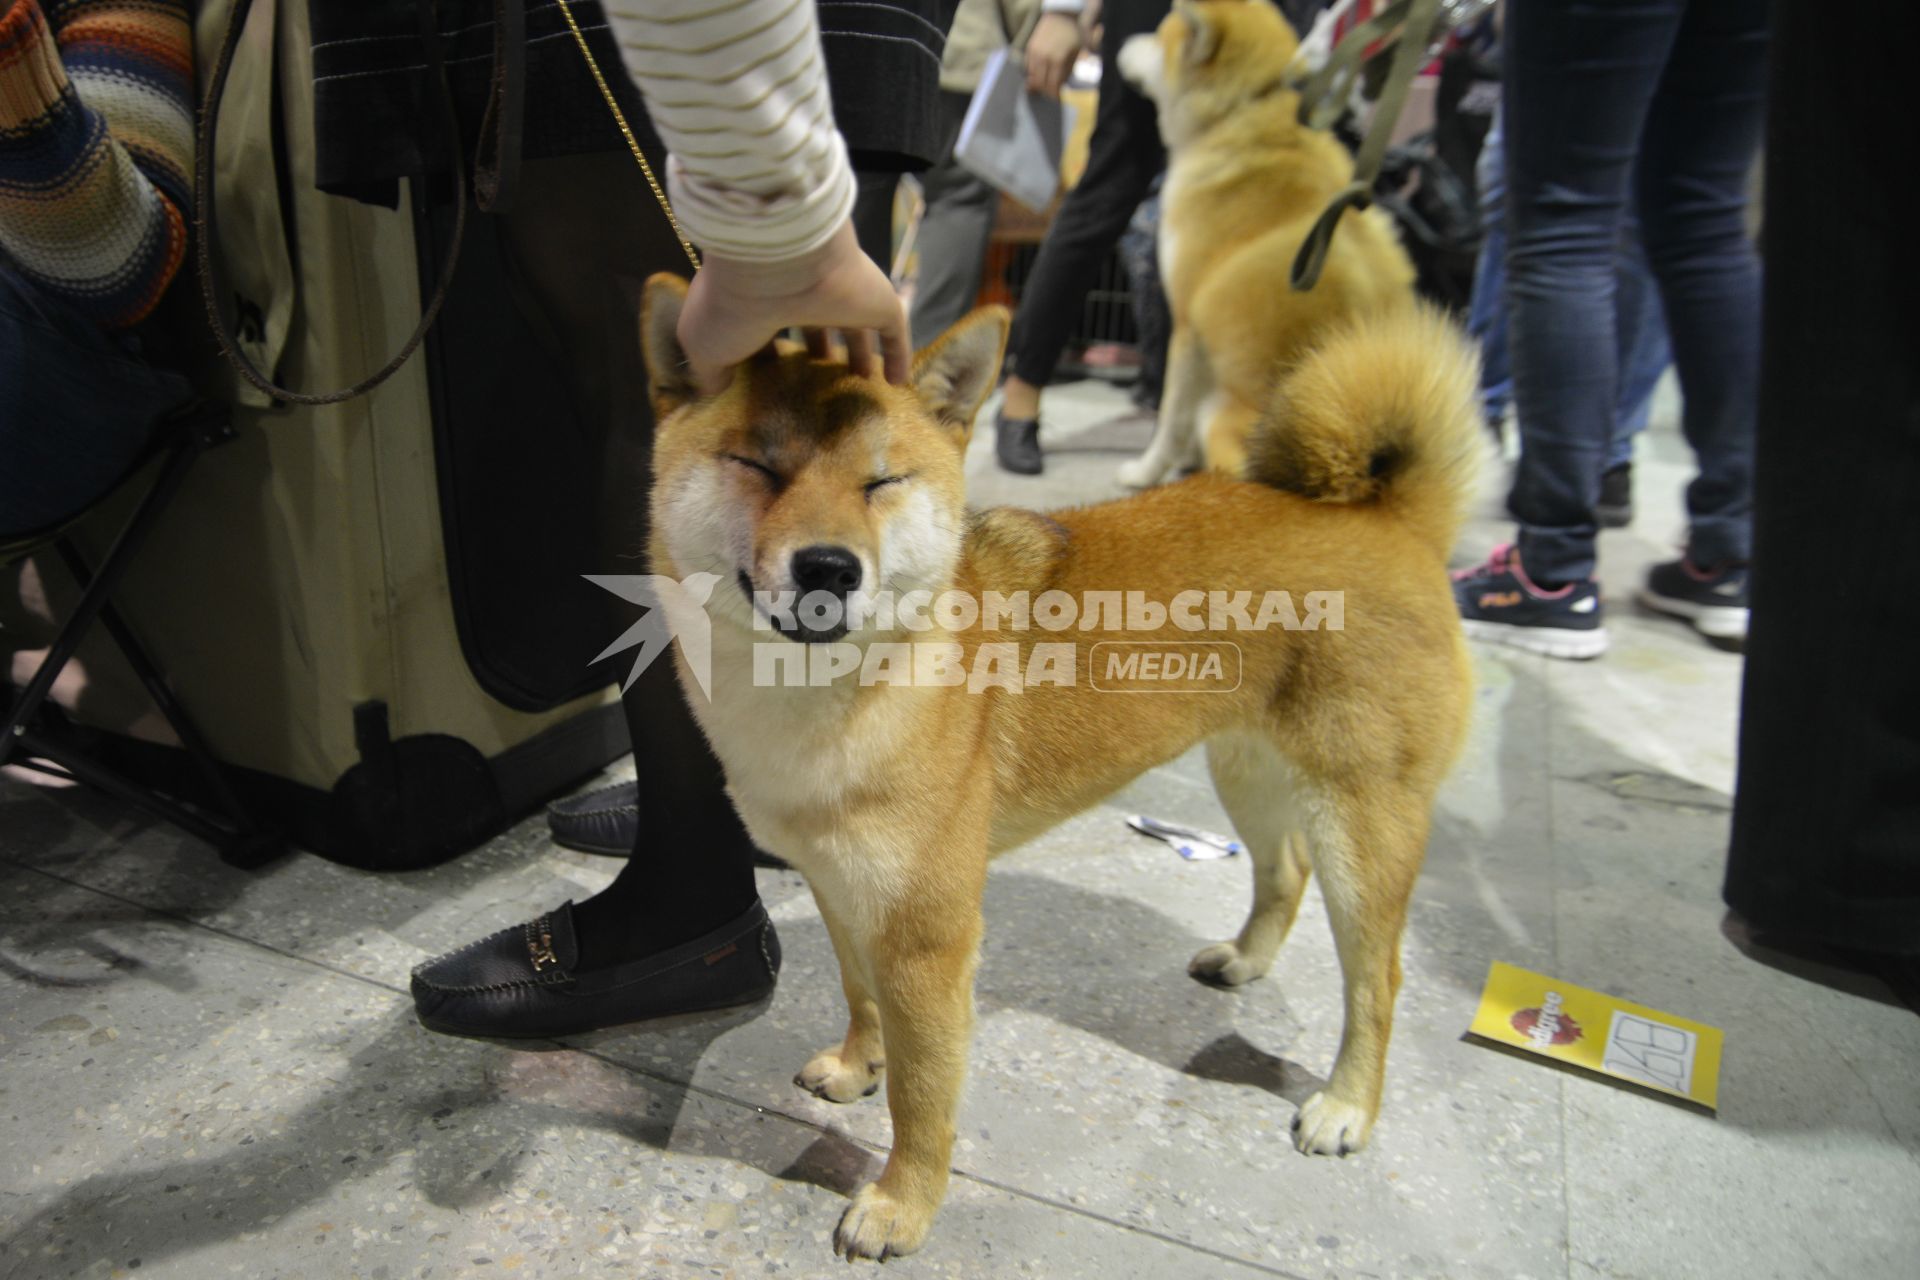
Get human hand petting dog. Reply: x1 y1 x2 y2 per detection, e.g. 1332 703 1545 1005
1025 11 1083 99
676 218 910 395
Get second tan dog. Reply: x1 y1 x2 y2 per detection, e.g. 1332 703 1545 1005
636 273 1479 1260
1116 0 1419 487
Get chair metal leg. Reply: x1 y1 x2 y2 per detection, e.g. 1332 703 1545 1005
3 409 285 868
55 538 260 839
1 424 207 755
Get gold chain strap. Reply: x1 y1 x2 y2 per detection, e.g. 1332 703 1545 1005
552 0 701 271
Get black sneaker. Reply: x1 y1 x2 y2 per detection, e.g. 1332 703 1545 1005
994 414 1043 474
1639 557 1748 643
1596 463 1633 528
1452 543 1608 660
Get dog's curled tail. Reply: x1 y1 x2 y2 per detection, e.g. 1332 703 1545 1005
1246 304 1487 556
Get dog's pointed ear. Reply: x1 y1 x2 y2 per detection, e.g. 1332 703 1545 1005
1175 0 1221 64
912 306 1010 441
640 273 697 412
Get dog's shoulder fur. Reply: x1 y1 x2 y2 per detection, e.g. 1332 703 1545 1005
963 507 1071 595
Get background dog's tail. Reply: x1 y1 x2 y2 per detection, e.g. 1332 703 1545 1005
1245 304 1487 556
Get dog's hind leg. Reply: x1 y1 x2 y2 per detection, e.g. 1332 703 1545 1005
796 895 886 1103
1119 328 1213 488
1291 779 1429 1157
1190 733 1314 987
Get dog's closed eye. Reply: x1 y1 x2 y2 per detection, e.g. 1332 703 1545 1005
725 453 785 491
864 473 912 501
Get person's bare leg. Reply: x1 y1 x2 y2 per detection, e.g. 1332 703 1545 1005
991 374 1046 474
1001 376 1042 421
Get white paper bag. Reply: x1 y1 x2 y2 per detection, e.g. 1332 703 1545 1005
953 49 1077 213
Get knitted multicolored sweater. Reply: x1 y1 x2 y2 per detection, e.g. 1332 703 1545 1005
0 0 193 330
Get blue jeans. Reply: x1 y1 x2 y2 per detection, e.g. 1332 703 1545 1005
1503 0 1766 582
1467 108 1672 471
0 257 192 539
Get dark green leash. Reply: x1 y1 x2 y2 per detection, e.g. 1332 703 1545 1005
1288 0 1448 291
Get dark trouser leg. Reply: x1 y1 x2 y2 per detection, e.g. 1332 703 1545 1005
497 153 758 967
1634 0 1767 568
910 91 1001 351
1727 0 1920 955
852 171 901 270
1502 0 1682 583
1118 186 1170 408
0 257 193 537
1466 113 1511 427
1005 0 1169 387
1608 229 1671 465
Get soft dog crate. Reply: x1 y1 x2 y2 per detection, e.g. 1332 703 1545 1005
3 0 630 868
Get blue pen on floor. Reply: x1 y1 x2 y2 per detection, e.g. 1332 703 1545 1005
1127 814 1243 859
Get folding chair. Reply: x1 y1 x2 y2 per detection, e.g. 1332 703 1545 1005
2 402 284 867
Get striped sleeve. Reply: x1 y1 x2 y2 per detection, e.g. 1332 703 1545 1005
601 0 854 264
0 0 192 330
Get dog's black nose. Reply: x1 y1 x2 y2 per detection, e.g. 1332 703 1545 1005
791 544 863 595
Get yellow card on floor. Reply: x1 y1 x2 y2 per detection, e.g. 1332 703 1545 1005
1469 962 1723 1109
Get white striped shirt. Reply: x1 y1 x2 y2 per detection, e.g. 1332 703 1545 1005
603 0 853 263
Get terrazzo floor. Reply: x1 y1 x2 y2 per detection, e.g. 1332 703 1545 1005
4 378 1916 1280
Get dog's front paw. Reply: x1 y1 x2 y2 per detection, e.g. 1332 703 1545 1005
1188 940 1268 987
1116 456 1167 489
794 1047 883 1103
834 1183 933 1261
1292 1090 1374 1156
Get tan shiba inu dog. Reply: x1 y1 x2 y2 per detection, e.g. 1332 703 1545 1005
1115 0 1419 488
637 273 1480 1260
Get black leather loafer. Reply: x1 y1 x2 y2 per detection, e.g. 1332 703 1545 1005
547 781 789 869
410 899 780 1039
546 781 640 856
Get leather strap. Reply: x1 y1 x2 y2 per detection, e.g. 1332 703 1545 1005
475 0 526 213
195 0 471 406
1290 180 1375 293
1288 0 1447 291
1294 0 1413 132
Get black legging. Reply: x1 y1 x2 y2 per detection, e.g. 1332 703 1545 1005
1006 0 1170 387
498 152 759 967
